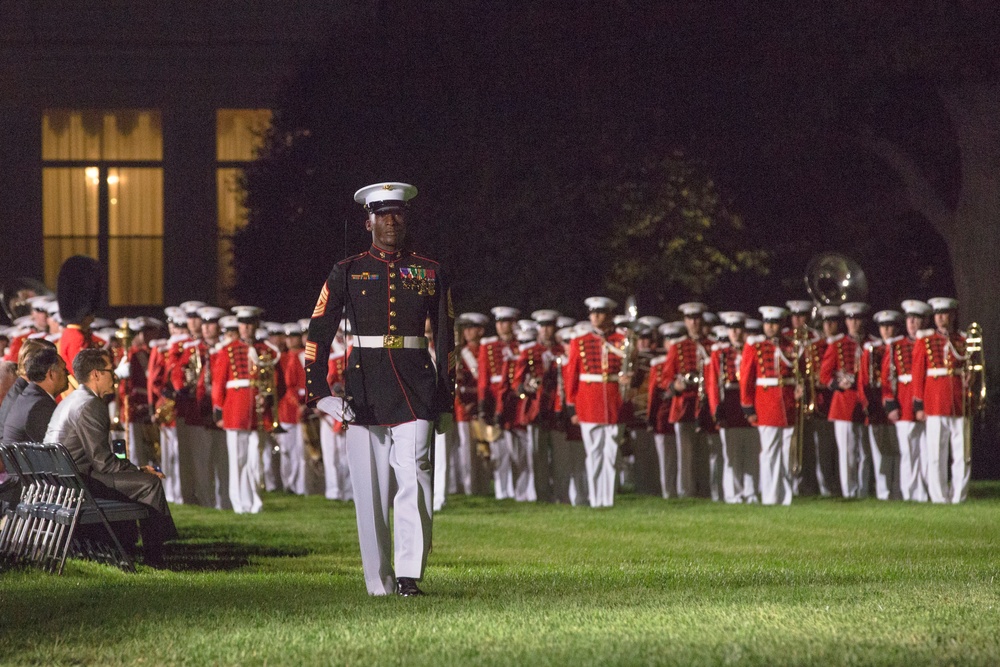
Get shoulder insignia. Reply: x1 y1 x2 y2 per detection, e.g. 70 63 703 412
312 283 329 318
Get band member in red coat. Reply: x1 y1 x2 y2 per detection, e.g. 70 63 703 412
212 305 281 514
319 324 352 501
453 312 489 496
820 302 877 499
512 309 565 503
153 307 190 503
565 296 627 507
739 306 804 506
707 311 759 503
860 310 904 500
478 306 521 500
198 307 232 510
278 322 307 495
805 306 843 497
659 302 712 498
912 297 974 504
883 300 931 501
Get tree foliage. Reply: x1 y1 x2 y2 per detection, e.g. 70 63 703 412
603 152 767 310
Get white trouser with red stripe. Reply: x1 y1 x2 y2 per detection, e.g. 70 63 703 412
580 422 621 507
652 432 678 498
433 424 454 511
673 421 699 498
278 423 305 495
924 415 969 504
895 420 926 501
348 420 434 596
757 425 794 505
159 424 180 504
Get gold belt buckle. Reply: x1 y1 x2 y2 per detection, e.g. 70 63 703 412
383 334 403 349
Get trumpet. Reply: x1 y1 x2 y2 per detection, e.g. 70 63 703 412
153 397 176 426
184 343 203 390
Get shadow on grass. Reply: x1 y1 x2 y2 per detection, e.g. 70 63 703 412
967 480 1000 499
163 541 309 571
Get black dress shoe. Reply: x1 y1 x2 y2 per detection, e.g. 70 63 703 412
397 577 424 597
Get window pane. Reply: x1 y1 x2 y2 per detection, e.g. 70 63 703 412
42 110 102 161
42 168 99 237
108 238 163 306
44 238 99 292
108 168 163 237
217 109 272 161
102 110 163 161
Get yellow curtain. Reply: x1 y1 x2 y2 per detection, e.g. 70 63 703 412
217 109 272 161
107 168 164 305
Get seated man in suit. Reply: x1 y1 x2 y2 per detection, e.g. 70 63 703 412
0 339 56 434
2 346 68 442
45 348 178 567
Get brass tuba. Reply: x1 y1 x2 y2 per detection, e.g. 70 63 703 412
805 253 869 313
618 295 639 400
250 341 285 434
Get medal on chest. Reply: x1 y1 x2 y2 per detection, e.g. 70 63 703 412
400 266 436 295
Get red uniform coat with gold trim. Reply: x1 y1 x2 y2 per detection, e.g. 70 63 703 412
706 342 750 429
565 329 626 425
881 335 917 421
658 336 710 424
455 343 480 423
212 339 277 431
280 347 306 424
478 337 519 427
646 355 670 433
58 325 103 378
512 340 565 428
820 334 867 423
739 335 800 428
911 330 967 417
858 340 889 425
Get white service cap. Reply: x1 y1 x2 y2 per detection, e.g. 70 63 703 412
658 321 685 337
491 306 521 321
219 315 239 331
928 297 959 312
718 311 747 326
758 306 788 322
841 302 870 318
197 306 227 322
901 300 931 316
531 309 561 325
678 302 708 317
556 316 576 329
298 318 311 332
637 315 665 329
818 305 844 320
702 312 718 324
584 296 617 312
458 312 489 327
26 296 53 311
232 305 263 321
354 182 418 213
786 300 813 315
744 318 763 332
873 310 904 325
180 301 207 316
283 322 303 336
712 324 730 339
164 306 186 324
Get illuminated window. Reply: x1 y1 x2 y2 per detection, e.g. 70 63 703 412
216 109 272 303
41 110 163 306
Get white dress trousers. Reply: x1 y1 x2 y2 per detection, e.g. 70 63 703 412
652 432 678 498
525 424 554 503
278 422 306 495
924 415 969 504
757 425 794 505
432 425 453 511
159 424 180 504
673 421 698 498
225 429 263 514
720 426 759 503
867 422 901 500
580 422 621 507
347 419 434 596
319 421 352 501
895 420 926 501
833 420 868 499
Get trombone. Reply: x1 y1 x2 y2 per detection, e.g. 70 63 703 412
964 322 986 464
790 327 812 476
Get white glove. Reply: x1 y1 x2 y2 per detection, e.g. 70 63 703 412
114 356 131 380
435 412 454 435
317 395 354 422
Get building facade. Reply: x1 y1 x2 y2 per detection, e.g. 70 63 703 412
0 1 353 313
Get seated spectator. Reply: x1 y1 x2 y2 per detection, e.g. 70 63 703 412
0 339 57 433
45 348 178 568
2 347 68 442
0 340 56 512
0 360 16 404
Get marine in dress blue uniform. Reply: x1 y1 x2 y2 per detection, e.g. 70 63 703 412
305 182 454 596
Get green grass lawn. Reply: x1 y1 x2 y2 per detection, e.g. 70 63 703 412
2 485 1000 666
